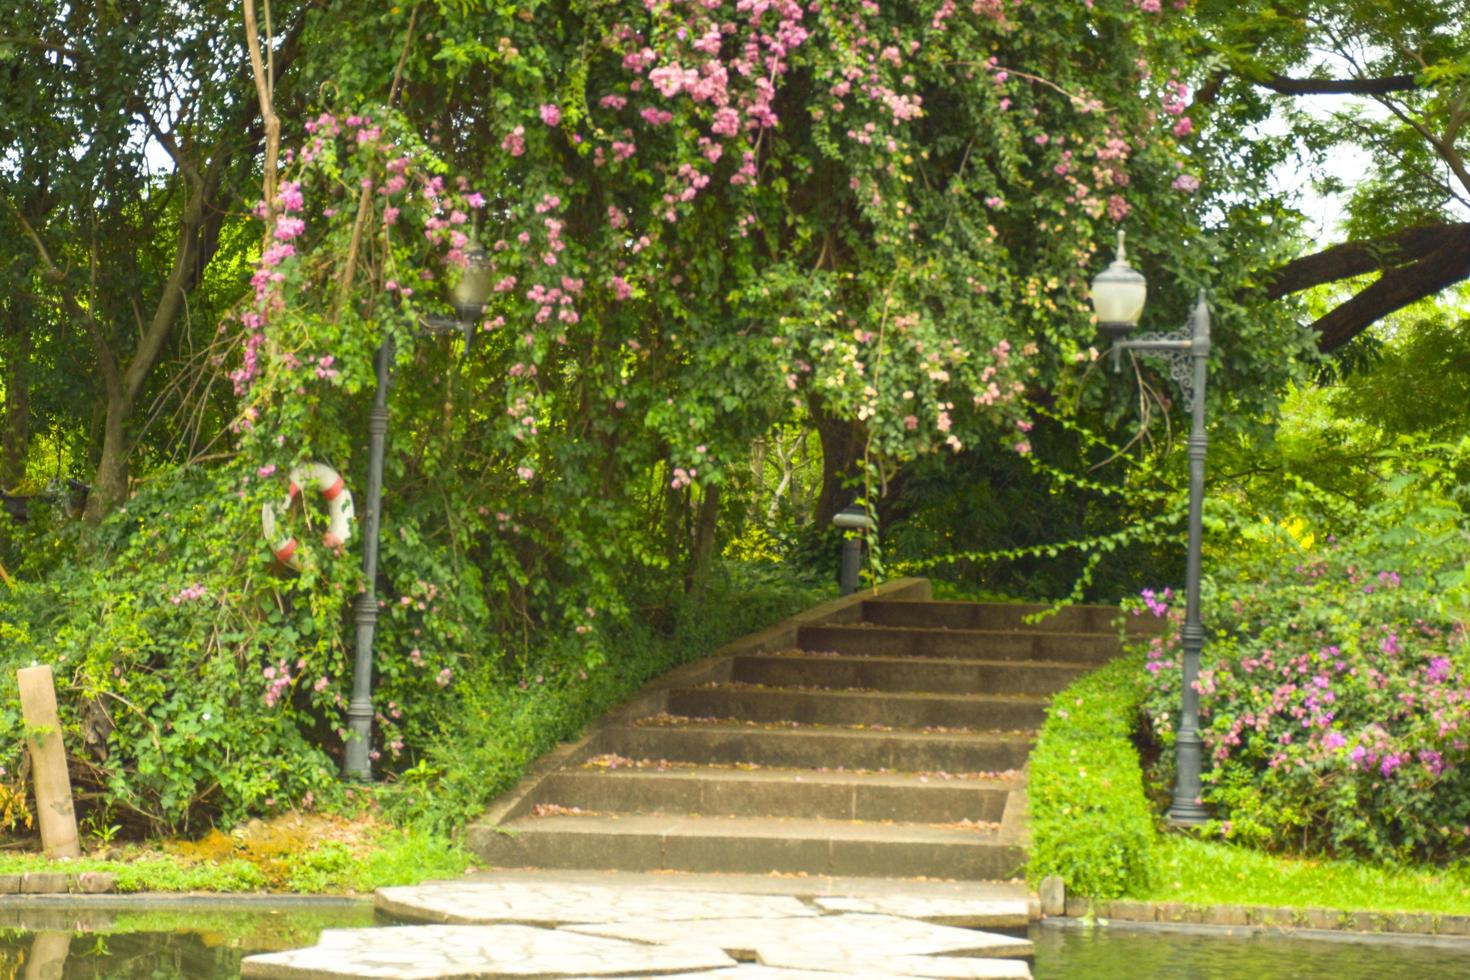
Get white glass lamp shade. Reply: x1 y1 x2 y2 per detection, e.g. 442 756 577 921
450 244 493 321
1091 231 1147 341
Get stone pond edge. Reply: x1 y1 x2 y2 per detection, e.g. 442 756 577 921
1036 880 1470 941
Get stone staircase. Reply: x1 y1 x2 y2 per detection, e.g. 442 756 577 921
468 582 1144 881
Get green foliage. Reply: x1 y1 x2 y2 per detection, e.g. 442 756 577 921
0 448 828 835
1330 312 1470 440
0 852 266 894
1028 652 1157 899
1141 447 1470 862
1199 0 1470 239
1143 836 1470 916
0 466 353 834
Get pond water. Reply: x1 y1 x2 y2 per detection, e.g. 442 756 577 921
1033 922 1470 979
0 902 375 978
0 906 1467 978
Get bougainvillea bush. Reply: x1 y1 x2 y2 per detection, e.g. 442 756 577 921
1140 460 1470 862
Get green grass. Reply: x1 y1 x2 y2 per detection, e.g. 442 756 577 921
0 824 475 894
1138 835 1470 915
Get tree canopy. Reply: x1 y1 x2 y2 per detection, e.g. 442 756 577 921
0 0 1459 831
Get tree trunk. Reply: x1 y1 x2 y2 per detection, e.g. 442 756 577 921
84 394 131 522
688 483 722 597
813 408 866 526
1 313 31 490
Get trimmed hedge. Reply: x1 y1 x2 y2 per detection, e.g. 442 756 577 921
1027 651 1156 899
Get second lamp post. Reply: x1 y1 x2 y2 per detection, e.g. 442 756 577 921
1090 232 1211 827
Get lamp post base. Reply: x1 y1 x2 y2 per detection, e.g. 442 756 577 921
1166 799 1210 827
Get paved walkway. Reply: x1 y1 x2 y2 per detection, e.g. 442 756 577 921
241 870 1034 978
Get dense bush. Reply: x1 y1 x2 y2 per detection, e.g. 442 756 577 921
0 465 830 836
1028 652 1157 899
1141 459 1470 862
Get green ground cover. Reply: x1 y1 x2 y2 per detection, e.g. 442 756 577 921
0 823 474 894
1143 836 1470 916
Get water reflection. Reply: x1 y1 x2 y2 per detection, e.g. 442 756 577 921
0 906 1465 979
1034 921 1470 979
0 903 374 979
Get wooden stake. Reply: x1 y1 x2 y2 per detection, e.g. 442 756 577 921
17 666 80 859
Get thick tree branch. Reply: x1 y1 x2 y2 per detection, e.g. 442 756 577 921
1265 223 1470 300
1257 74 1419 96
1264 223 1470 353
1312 244 1470 352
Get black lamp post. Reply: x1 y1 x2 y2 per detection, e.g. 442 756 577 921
1091 231 1211 827
343 246 492 781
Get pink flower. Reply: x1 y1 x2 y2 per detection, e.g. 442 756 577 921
539 103 562 127
276 182 304 212
1171 174 1201 193
611 276 632 300
274 217 305 240
501 125 526 157
1172 117 1194 137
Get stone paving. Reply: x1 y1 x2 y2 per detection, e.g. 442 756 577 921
241 873 1034 979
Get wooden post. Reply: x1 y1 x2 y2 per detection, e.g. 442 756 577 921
17 666 80 859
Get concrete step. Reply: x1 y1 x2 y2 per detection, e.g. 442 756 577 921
731 652 1088 697
600 720 1032 774
668 685 1048 731
862 599 1161 635
468 813 1026 879
798 623 1120 663
534 767 1015 823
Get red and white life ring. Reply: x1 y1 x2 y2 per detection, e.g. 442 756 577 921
261 463 355 567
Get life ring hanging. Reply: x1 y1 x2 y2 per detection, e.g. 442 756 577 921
261 463 355 568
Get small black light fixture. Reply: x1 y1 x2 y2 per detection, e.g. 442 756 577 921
831 503 875 596
420 243 494 346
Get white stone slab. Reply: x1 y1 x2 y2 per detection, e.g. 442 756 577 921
571 969 913 979
759 947 1032 978
378 881 817 926
813 896 1029 927
239 924 733 979
565 913 1031 960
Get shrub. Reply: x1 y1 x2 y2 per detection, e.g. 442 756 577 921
1028 652 1157 899
0 462 830 838
1140 466 1470 862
